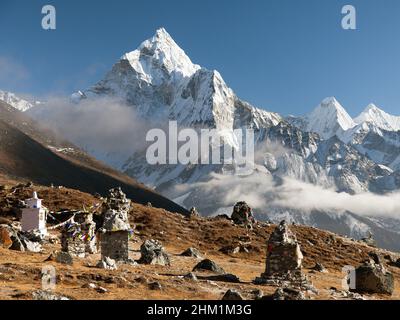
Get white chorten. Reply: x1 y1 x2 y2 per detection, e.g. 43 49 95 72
21 192 47 235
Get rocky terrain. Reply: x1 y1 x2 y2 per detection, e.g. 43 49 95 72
1 182 400 300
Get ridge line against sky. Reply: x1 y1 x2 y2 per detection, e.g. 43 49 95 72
0 0 400 117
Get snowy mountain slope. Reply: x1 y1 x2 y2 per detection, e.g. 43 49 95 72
0 90 40 112
287 97 356 140
76 28 281 132
354 104 400 132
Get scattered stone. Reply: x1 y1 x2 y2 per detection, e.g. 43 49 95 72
251 289 263 300
391 258 400 268
219 242 251 255
268 287 306 300
50 251 74 265
311 262 327 273
180 247 202 259
148 281 162 290
32 290 70 300
20 237 42 252
138 239 170 266
82 283 97 289
183 272 198 281
231 201 255 229
96 256 118 270
193 259 225 274
219 245 240 255
96 286 108 294
222 289 243 300
368 252 382 265
360 232 377 247
204 273 240 283
353 259 394 295
189 207 199 217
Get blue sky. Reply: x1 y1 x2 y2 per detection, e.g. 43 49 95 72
0 0 399 117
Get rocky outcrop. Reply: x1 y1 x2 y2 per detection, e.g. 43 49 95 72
138 239 170 266
231 202 255 229
353 259 394 295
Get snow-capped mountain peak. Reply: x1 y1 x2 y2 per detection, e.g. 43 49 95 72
122 27 200 83
0 90 39 112
354 103 400 131
302 97 356 139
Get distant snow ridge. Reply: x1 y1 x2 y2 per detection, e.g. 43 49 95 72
288 97 356 140
354 104 400 132
0 90 39 112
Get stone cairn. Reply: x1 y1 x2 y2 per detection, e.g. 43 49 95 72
189 207 199 217
61 213 97 257
98 187 133 263
231 201 256 229
255 220 312 291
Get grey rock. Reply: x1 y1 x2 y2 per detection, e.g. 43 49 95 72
96 256 118 270
183 272 198 281
180 247 202 259
222 289 243 300
55 251 74 265
138 239 170 266
32 290 70 300
193 259 225 274
148 281 162 290
353 261 394 295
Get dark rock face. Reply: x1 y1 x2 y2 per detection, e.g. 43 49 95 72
138 239 170 266
193 259 225 274
221 289 243 300
353 260 394 295
231 202 255 229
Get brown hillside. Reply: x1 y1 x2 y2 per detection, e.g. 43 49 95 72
0 184 399 300
0 102 187 215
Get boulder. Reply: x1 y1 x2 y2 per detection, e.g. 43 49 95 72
138 239 170 266
45 251 73 265
193 259 225 274
96 256 118 270
183 272 198 281
222 289 243 300
353 261 394 295
180 247 202 259
231 201 255 228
